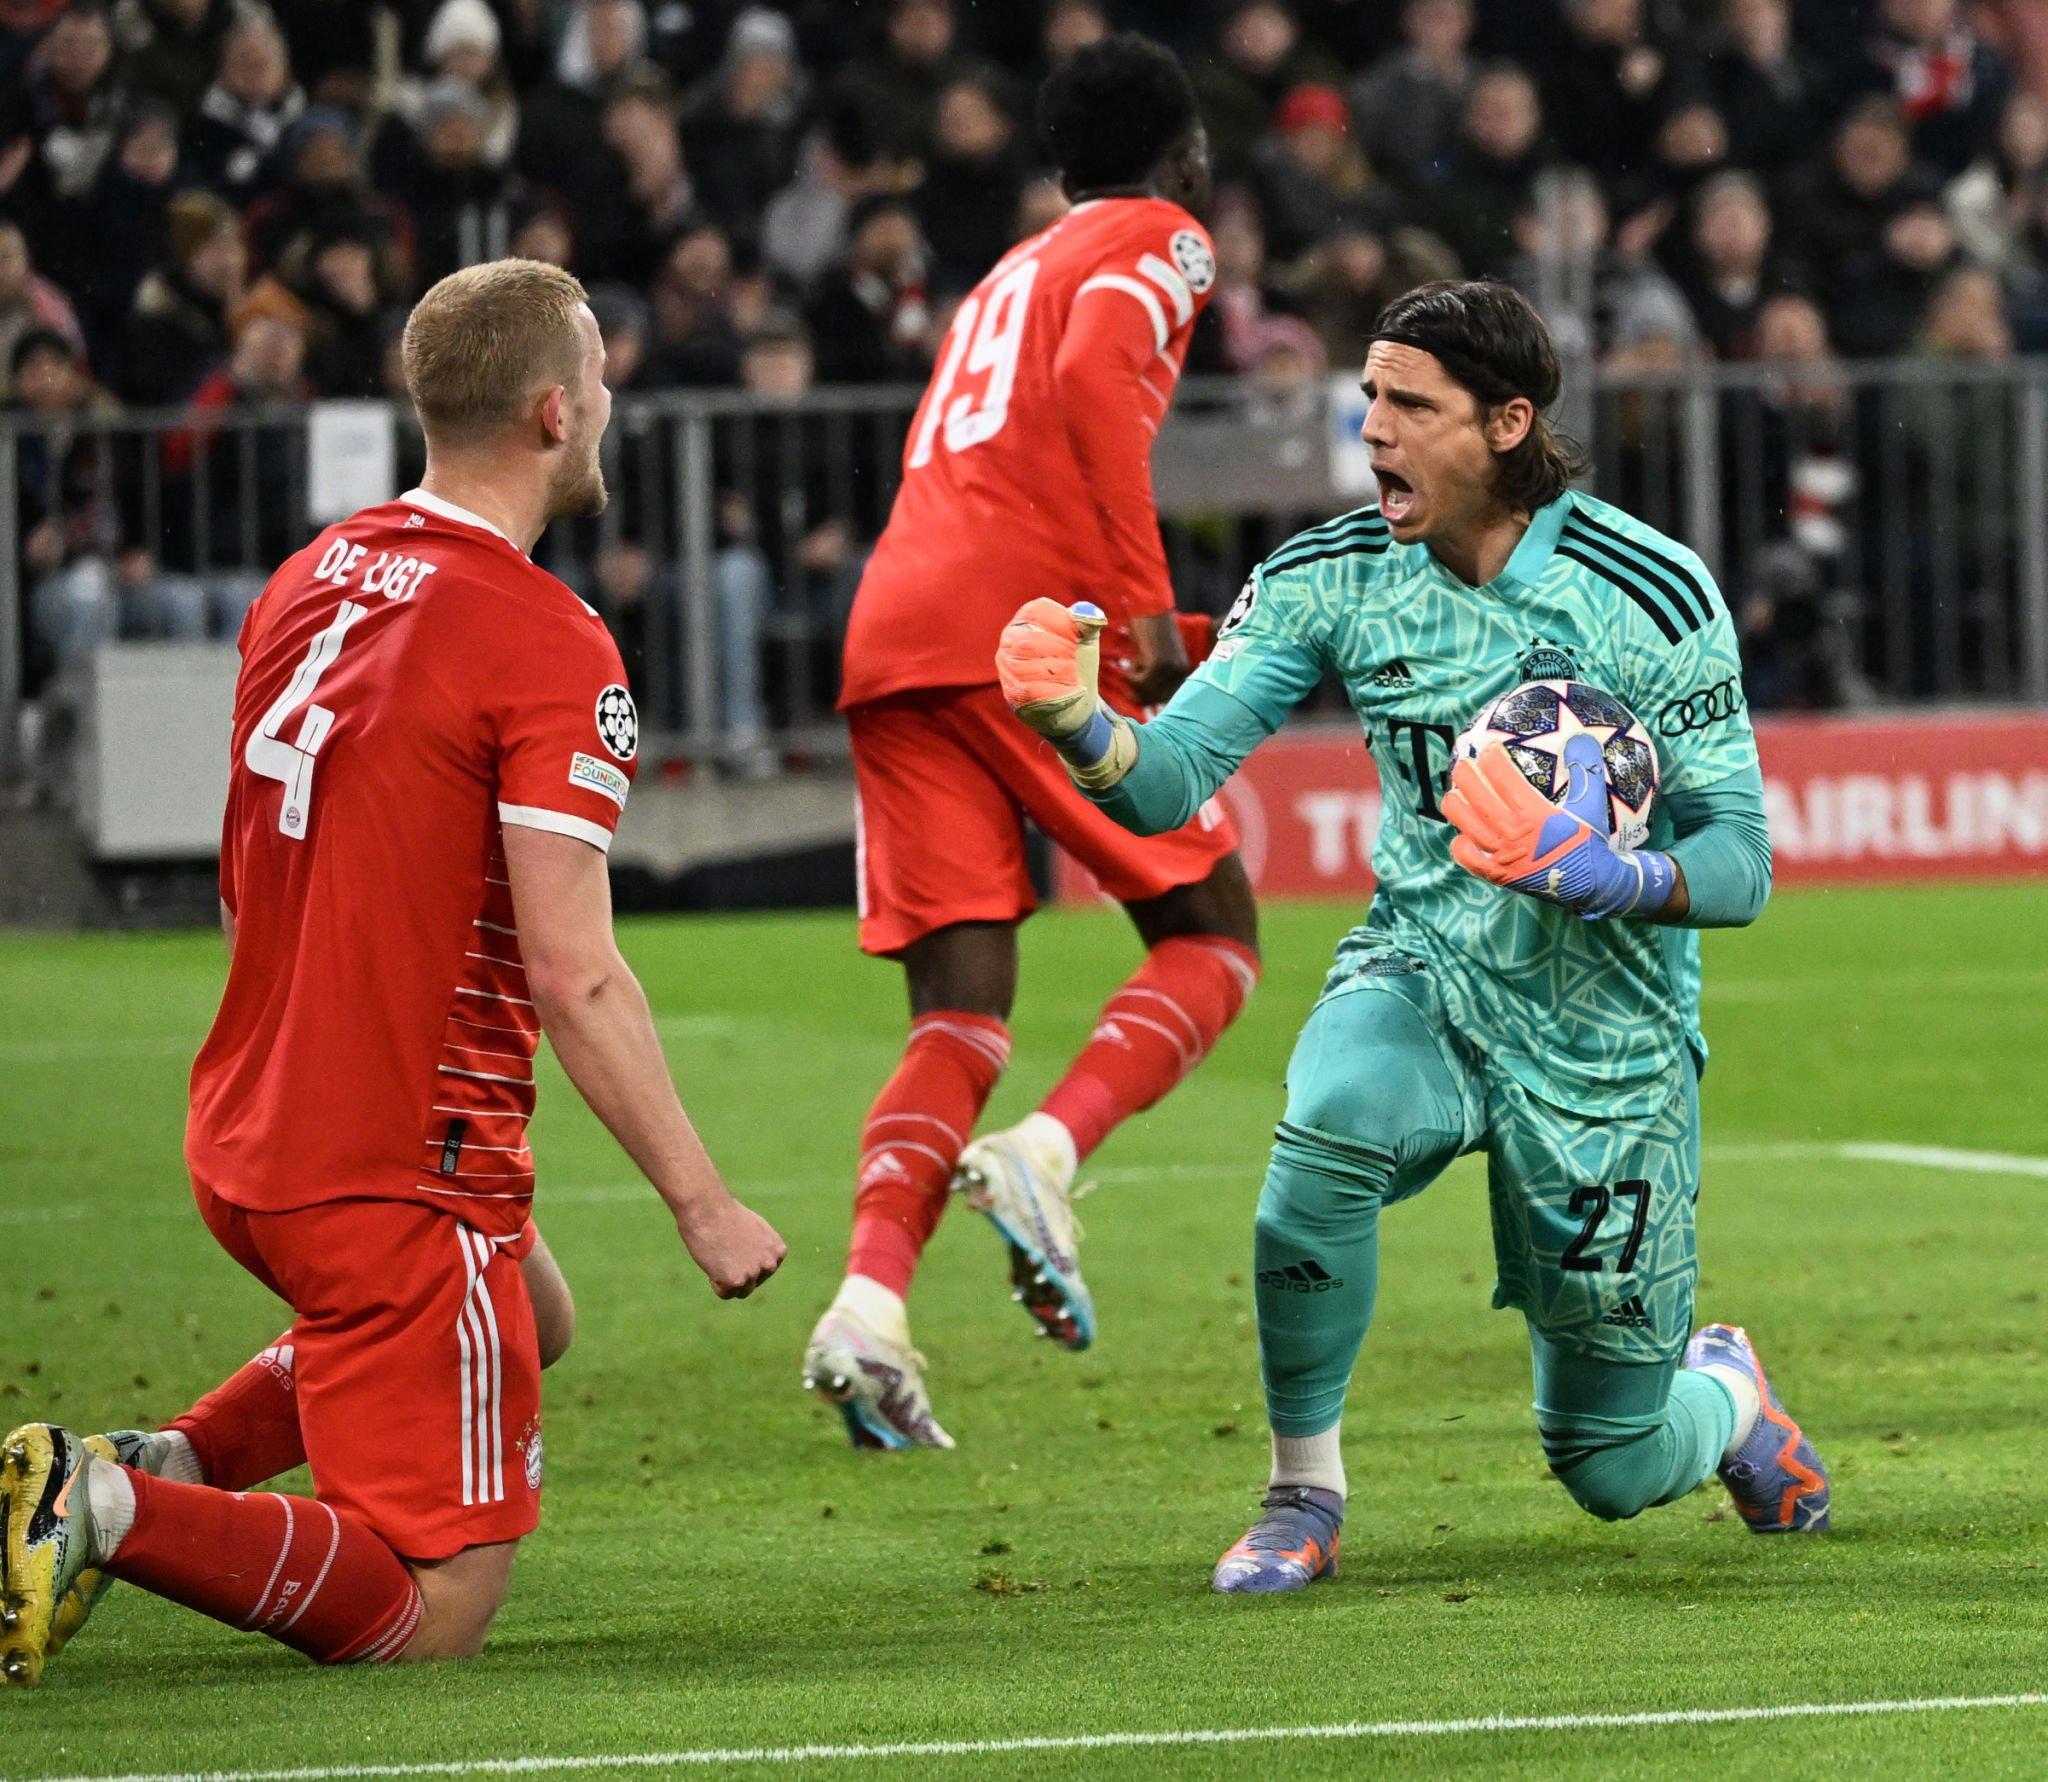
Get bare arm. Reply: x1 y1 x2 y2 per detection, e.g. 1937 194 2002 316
220 899 236 956
502 824 785 1299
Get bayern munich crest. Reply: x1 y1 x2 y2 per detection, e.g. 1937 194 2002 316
1170 228 1216 293
595 684 638 761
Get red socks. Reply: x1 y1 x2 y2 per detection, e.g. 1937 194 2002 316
106 1472 420 1663
166 1332 307 1491
846 1011 1011 1295
1040 935 1260 1161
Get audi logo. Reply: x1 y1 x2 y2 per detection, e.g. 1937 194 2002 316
1657 676 1744 736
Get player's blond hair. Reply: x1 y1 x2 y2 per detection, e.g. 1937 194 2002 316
401 259 590 442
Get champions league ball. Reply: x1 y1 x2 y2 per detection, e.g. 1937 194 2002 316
1455 680 1660 851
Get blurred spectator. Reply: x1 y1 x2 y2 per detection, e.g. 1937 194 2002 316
507 201 574 269
682 7 806 255
1535 0 1671 195
1833 197 1960 355
713 310 864 774
516 0 650 262
806 194 934 383
42 101 180 339
1038 0 1109 79
1350 0 1474 187
1191 1 1342 180
1012 174 1069 242
158 309 308 614
242 108 407 279
183 6 305 201
1675 170 1791 358
0 217 86 398
1508 170 1698 366
271 0 375 111
117 185 242 401
392 0 519 171
916 74 1027 291
1240 311 1326 424
1252 81 1395 267
1721 294 1863 707
240 217 396 398
1702 0 1825 177
395 78 519 289
762 98 891 293
644 218 746 386
1426 62 1551 277
113 0 235 119
1637 98 1733 213
1189 188 1287 374
11 326 143 681
1852 0 2010 179
833 0 962 163
599 70 694 286
1776 97 1939 318
1917 260 2016 358
1286 224 1457 367
4 0 129 225
1946 89 2048 274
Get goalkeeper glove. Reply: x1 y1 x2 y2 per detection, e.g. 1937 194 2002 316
1442 734 1677 920
996 598 1140 792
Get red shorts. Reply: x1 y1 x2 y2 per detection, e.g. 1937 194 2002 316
195 1185 542 1561
847 683 1238 956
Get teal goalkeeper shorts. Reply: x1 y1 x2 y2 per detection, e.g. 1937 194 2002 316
1284 929 1702 1366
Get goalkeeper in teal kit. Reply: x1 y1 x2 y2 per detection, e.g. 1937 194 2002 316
996 281 1830 1593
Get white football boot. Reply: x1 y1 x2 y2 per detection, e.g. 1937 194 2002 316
952 1114 1096 1350
802 1295 954 1452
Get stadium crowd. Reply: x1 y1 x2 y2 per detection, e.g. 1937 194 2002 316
6 0 2047 732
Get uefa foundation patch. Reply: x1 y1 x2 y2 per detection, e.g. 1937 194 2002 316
570 751 629 809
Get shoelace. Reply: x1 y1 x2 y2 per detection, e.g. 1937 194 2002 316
1238 1488 1337 1551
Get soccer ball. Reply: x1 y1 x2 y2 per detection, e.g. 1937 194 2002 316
1454 679 1659 850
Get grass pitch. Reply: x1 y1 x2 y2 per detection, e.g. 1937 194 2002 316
2 884 2045 1779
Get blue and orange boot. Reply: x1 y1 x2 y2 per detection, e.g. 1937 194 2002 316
1211 1486 1343 1594
1684 1323 1831 1534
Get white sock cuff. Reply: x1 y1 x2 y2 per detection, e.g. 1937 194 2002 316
1269 1427 1346 1498
158 1428 204 1486
85 1456 137 1559
1697 1363 1763 1455
834 1274 911 1346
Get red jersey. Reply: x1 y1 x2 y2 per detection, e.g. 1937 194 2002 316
839 195 1215 709
186 488 638 1241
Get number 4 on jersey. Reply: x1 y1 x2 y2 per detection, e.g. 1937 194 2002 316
245 600 369 839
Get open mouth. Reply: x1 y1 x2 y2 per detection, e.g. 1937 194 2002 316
1375 467 1415 523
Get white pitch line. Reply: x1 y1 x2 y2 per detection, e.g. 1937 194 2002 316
26 1693 2048 1782
4 1143 2047 1229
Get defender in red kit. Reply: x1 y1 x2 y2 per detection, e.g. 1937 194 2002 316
804 35 1262 1449
3 261 784 1686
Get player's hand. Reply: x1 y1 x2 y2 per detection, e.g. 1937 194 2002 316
674 1193 787 1299
1442 736 1675 920
997 598 1106 741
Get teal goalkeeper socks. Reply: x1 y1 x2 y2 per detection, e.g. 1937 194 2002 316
1252 1132 1387 1438
1532 1335 1738 1520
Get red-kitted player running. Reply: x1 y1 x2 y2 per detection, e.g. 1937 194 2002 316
804 34 1261 1450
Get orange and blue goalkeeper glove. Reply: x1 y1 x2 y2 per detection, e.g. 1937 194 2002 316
1441 734 1676 920
996 599 1139 792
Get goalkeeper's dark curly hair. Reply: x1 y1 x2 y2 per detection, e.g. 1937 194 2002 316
1036 32 1199 195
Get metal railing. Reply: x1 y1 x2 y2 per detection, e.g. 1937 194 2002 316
8 360 2048 784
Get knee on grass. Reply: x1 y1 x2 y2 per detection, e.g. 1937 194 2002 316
1542 1426 1664 1524
399 1542 519 1662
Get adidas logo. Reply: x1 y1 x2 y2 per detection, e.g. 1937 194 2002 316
859 1150 907 1189
1370 658 1415 689
1256 1259 1345 1293
1601 1293 1651 1329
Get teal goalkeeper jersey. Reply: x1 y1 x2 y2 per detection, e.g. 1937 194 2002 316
1105 490 1762 1117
